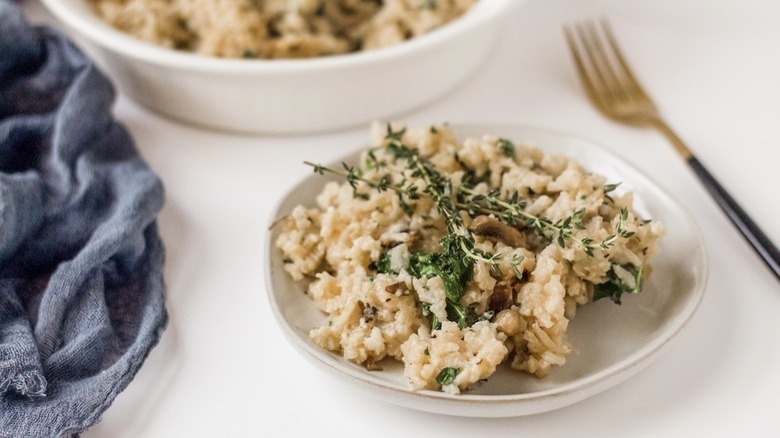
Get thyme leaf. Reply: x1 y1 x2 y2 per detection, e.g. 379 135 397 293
510 254 525 279
385 125 407 141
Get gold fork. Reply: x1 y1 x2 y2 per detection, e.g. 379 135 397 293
564 20 779 281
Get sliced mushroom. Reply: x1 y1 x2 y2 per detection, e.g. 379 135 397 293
359 300 378 323
489 281 514 312
468 215 525 248
385 282 408 294
381 229 420 250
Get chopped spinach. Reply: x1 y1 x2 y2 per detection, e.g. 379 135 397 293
593 264 644 304
435 367 459 386
371 251 396 274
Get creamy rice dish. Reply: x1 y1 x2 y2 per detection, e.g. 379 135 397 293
89 0 477 58
276 123 664 394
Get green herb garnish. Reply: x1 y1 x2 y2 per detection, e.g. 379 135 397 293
510 254 525 279
418 0 437 10
604 182 621 202
408 235 474 329
435 367 459 386
421 302 441 331
599 207 636 250
593 264 644 304
371 251 396 274
497 138 515 157
385 124 406 141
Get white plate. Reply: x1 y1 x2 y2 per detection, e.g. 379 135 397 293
264 124 708 417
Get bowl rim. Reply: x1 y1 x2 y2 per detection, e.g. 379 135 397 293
40 0 515 74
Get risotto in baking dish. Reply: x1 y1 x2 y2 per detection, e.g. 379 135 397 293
275 122 664 394
89 0 477 58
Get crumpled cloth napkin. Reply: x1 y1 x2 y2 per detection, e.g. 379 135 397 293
0 1 168 436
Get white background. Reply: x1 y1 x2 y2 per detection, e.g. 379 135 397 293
22 0 780 436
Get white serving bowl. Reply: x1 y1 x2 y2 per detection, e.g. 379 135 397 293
41 0 518 134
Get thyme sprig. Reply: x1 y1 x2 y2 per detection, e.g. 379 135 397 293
304 124 644 325
304 160 421 213
599 207 636 249
456 184 592 250
390 140 501 268
305 155 629 258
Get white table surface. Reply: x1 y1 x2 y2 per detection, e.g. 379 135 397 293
23 0 780 436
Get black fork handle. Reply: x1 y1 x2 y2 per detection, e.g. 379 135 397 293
688 156 780 281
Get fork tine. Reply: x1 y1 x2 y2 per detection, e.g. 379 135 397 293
574 22 620 103
581 21 631 101
563 25 611 115
598 20 655 106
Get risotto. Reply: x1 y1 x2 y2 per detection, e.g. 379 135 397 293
89 0 477 58
275 123 664 394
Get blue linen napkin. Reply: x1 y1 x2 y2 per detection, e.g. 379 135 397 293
0 1 168 436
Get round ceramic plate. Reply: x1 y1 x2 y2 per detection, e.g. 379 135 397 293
264 124 708 417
